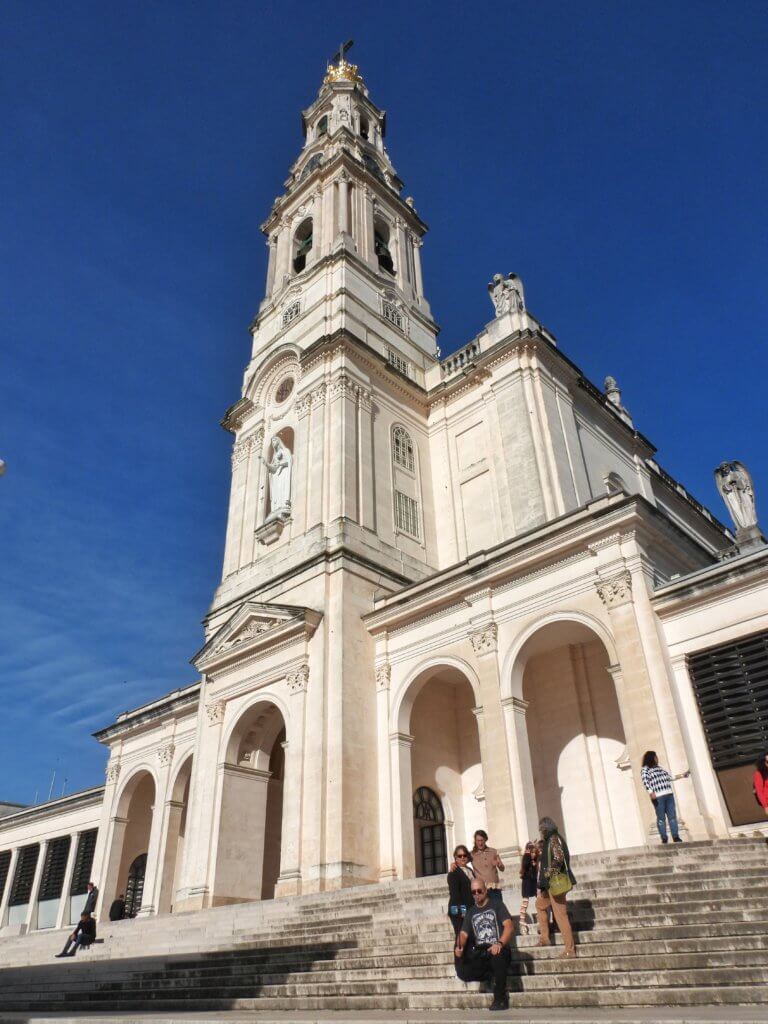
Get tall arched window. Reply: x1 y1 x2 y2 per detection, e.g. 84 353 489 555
317 115 328 137
299 153 322 183
413 786 447 876
359 114 369 140
392 426 415 472
124 853 147 918
374 217 395 275
293 218 313 273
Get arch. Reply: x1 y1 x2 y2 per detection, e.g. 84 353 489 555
506 616 643 855
244 345 301 408
316 115 328 137
373 215 395 274
109 769 156 917
413 786 447 876
391 424 415 472
393 656 482 734
359 113 370 140
502 610 620 702
605 471 629 495
124 853 147 918
292 217 313 272
391 660 485 879
299 153 322 182
213 698 288 904
114 764 159 819
169 748 195 803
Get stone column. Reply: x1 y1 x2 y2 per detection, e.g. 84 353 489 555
389 731 415 879
135 745 175 917
501 696 539 844
265 234 278 295
595 570 669 837
362 188 375 267
293 392 313 535
338 174 350 235
0 848 19 928
375 664 396 879
275 664 309 897
174 698 226 912
470 624 520 857
395 217 408 292
92 757 124 915
223 437 251 577
240 429 264 562
156 799 185 914
54 832 80 930
307 384 327 530
412 236 425 299
358 388 375 531
24 840 48 932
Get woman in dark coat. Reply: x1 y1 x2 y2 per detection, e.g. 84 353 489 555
447 844 475 938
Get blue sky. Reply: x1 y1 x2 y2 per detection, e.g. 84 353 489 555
2 1 767 804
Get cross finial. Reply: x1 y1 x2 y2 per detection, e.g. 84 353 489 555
330 39 354 66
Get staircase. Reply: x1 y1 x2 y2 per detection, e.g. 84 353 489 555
0 837 766 1015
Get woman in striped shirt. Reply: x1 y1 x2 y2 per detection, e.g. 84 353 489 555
641 751 685 844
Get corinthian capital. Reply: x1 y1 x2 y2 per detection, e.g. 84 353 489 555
205 700 226 725
470 623 498 656
595 570 633 608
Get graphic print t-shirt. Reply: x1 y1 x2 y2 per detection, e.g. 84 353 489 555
461 901 512 948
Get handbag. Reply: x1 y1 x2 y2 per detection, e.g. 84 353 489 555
548 869 573 897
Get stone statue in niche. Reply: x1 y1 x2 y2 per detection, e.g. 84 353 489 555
262 435 292 521
714 461 758 532
488 273 525 316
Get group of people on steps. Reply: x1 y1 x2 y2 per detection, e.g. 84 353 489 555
447 749 689 1011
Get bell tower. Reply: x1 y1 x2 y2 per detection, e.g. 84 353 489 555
254 49 437 364
213 49 441 618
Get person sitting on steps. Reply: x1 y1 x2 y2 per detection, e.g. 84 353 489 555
454 877 513 1012
55 912 96 957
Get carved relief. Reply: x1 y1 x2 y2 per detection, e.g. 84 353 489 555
287 663 310 694
470 623 498 655
231 436 252 467
595 570 633 608
214 618 280 654
205 700 226 725
157 742 175 767
105 759 121 783
376 663 391 690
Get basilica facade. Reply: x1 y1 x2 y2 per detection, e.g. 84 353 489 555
2 58 767 933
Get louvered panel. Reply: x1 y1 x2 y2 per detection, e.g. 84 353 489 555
0 850 11 905
39 835 71 901
69 829 98 897
687 629 768 771
9 844 40 906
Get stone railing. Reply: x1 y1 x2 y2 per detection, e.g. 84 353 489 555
441 339 480 378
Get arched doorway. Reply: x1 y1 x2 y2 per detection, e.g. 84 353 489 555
213 701 286 905
395 664 485 878
124 854 147 917
104 770 156 917
413 787 447 876
513 620 643 854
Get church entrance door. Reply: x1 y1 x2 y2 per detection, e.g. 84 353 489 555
413 787 447 876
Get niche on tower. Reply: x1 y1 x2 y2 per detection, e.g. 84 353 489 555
256 427 294 546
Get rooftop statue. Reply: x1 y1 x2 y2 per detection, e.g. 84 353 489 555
488 273 525 317
714 461 758 533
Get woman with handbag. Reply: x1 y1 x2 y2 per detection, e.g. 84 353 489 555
535 816 576 958
447 844 476 938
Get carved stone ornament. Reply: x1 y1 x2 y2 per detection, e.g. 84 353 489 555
595 570 633 608
470 623 498 656
157 742 175 767
106 759 121 783
205 700 226 725
376 663 391 690
287 663 310 694
215 618 280 654
488 273 525 317
231 436 253 468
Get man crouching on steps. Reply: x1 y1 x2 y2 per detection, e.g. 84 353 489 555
454 878 513 1011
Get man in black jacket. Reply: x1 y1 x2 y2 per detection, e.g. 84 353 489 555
109 894 126 921
82 881 98 915
55 912 96 957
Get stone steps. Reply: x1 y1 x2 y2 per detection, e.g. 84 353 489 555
0 837 765 1013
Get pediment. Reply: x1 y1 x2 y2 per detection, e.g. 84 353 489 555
193 601 321 671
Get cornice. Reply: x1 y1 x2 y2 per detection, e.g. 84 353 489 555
652 546 768 616
93 684 201 743
0 787 104 830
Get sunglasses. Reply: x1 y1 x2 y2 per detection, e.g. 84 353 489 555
471 888 485 894
456 853 469 859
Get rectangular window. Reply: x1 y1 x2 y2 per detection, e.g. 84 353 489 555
687 629 768 826
9 843 39 906
39 835 72 901
70 829 98 897
394 490 420 539
387 348 410 377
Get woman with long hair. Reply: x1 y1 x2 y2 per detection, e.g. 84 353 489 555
753 753 768 813
536 816 576 957
447 844 476 938
640 750 684 844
